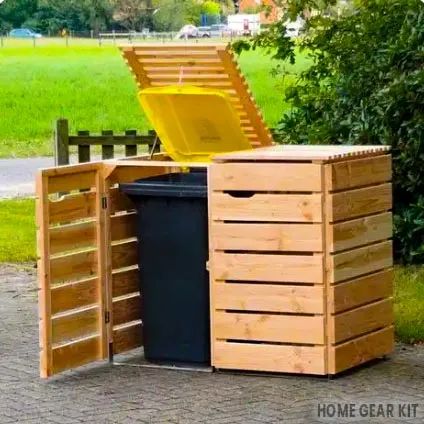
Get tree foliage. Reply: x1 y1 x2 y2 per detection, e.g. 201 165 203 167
235 0 424 264
0 0 230 33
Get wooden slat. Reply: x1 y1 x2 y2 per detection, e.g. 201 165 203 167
326 155 392 191
112 268 139 298
52 307 99 345
214 283 324 314
111 241 138 270
330 241 393 283
329 212 392 252
138 58 224 66
211 223 323 252
107 165 171 186
48 171 96 194
51 277 98 315
210 163 322 192
113 322 143 354
37 172 53 378
131 43 226 50
328 183 392 222
113 294 141 326
110 188 135 214
329 326 394 374
215 312 324 344
148 73 231 81
49 191 96 225
329 269 393 314
211 193 323 223
50 250 97 284
329 299 393 344
111 213 137 242
214 342 326 374
151 81 234 89
51 336 101 375
213 253 323 283
146 67 226 74
50 221 96 255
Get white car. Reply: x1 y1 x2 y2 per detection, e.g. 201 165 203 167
176 25 198 39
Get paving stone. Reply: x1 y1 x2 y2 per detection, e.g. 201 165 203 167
1 264 424 424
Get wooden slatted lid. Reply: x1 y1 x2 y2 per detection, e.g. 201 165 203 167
213 145 391 163
119 43 274 149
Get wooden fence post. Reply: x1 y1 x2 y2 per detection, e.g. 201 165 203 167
77 130 91 163
54 119 70 166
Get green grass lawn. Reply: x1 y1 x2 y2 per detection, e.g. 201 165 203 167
0 199 36 263
0 38 309 158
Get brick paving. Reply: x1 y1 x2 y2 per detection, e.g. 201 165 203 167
1 264 424 423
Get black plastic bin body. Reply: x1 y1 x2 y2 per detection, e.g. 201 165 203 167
120 171 210 365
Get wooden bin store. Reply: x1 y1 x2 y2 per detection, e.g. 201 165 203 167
36 145 394 378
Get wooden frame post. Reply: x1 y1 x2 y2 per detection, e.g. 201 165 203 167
54 119 70 166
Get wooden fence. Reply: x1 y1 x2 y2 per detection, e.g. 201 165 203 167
54 118 161 166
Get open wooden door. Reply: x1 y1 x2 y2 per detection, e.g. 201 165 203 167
36 162 109 378
37 158 192 377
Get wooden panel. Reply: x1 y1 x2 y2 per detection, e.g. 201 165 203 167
328 183 392 222
120 45 273 148
107 165 170 185
113 322 143 355
329 269 393 314
327 155 391 191
329 326 394 374
214 283 324 314
329 299 393 344
111 241 138 270
329 212 392 252
330 241 393 283
213 253 323 283
210 163 322 192
52 307 99 345
50 221 96 255
51 277 98 315
49 192 96 224
48 171 96 194
214 341 326 374
211 193 323 223
110 188 135 214
113 294 141 326
51 336 101 375
111 213 137 242
112 268 139 298
50 250 97 284
211 223 323 252
215 312 325 344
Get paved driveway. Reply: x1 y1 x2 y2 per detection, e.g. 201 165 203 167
1 264 424 423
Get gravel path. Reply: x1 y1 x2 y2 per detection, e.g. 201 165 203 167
1 264 424 423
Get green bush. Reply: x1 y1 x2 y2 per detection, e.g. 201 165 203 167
235 0 424 264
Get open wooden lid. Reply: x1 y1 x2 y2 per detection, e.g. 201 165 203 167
120 43 274 149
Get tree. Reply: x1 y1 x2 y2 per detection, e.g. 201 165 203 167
112 0 152 30
0 0 37 32
235 0 424 263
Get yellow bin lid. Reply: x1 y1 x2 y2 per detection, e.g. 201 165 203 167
139 85 252 162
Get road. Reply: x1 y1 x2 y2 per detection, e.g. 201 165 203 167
0 157 54 199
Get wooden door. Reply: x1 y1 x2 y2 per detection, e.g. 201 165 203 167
37 162 109 378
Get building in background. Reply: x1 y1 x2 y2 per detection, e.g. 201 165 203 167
239 0 282 24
